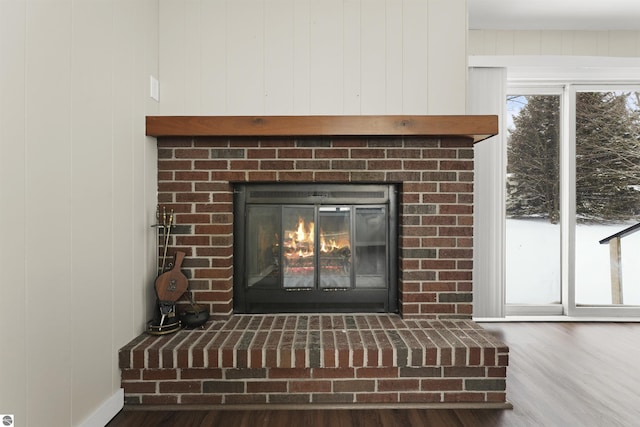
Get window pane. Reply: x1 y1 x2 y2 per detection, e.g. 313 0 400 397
575 91 640 305
506 95 562 304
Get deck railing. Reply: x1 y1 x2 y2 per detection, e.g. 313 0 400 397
599 222 640 304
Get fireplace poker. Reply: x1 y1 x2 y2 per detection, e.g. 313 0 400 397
160 209 174 273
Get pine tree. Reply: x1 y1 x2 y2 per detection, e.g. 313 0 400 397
507 92 640 223
507 95 560 223
575 91 640 222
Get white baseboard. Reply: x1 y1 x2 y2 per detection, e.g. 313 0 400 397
77 388 124 427
475 316 640 322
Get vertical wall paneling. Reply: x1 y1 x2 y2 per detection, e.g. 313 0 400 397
142 143 159 327
159 0 470 116
469 67 507 319
293 0 311 113
71 1 115 422
514 31 541 55
402 0 428 113
467 29 485 56
24 1 73 425
384 0 403 113
427 0 466 114
140 35 159 340
495 31 515 55
343 0 361 114
200 0 227 114
112 0 136 386
159 0 187 114
111 0 138 392
0 0 27 422
1 0 159 424
483 30 499 56
470 29 485 53
470 30 640 57
595 31 611 56
264 0 295 114
309 0 344 113
360 0 386 113
134 0 161 336
560 31 574 55
572 31 598 56
609 31 638 57
184 0 203 114
540 31 564 55
226 0 264 114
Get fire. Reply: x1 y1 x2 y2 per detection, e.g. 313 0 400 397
277 215 352 277
283 217 350 261
319 234 340 253
284 217 314 258
296 219 305 242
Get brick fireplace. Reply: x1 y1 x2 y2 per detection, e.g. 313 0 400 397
153 117 490 319
119 115 510 407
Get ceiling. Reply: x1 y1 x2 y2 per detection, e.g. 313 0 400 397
468 0 640 31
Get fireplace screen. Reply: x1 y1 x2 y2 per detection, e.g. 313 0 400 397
234 184 397 313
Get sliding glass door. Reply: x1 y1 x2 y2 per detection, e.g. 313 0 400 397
505 90 563 315
570 87 640 315
505 85 640 317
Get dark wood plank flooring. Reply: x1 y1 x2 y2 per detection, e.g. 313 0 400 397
107 322 640 427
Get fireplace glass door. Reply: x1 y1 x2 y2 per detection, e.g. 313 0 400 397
317 206 351 289
235 184 397 313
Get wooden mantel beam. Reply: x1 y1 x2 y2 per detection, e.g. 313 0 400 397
146 115 498 143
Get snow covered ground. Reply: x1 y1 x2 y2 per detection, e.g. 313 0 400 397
506 219 640 305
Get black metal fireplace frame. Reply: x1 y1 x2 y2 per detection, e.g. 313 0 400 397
233 183 398 313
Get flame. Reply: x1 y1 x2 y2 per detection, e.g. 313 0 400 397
296 218 306 241
283 216 350 262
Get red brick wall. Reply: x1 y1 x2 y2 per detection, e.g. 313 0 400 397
156 136 474 319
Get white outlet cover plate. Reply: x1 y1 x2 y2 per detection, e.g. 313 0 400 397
150 76 159 101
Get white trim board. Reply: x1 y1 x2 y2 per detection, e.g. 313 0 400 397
77 389 123 427
476 317 640 322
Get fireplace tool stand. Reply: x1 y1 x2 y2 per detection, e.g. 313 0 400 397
147 207 209 334
147 208 184 335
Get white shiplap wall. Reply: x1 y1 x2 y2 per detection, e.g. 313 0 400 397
158 0 469 116
469 30 640 57
0 1 159 426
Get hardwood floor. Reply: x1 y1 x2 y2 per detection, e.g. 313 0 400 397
107 322 640 427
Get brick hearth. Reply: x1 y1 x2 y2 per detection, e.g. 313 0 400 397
119 314 508 406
